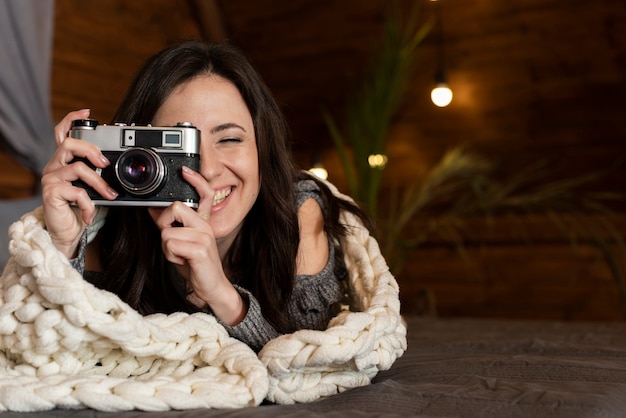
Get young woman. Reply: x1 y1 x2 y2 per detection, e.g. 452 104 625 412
42 40 373 352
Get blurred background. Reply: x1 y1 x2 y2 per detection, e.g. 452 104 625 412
2 0 625 321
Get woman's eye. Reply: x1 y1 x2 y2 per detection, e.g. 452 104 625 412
218 137 242 143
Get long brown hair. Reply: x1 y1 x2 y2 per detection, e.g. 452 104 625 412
94 40 372 331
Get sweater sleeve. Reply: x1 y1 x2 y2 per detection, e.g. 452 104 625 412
68 230 88 275
217 285 281 352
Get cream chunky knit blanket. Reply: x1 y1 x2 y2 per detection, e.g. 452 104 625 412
0 186 406 412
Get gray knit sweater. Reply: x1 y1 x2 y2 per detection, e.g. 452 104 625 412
70 180 344 352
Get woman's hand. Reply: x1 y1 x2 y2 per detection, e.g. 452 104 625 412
148 166 246 326
41 109 119 258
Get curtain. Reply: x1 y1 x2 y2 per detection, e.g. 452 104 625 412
0 0 56 267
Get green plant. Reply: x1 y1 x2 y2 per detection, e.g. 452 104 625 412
324 1 430 219
381 147 626 296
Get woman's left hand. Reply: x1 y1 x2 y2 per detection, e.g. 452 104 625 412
148 166 246 326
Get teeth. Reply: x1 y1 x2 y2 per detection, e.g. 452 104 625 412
213 187 232 205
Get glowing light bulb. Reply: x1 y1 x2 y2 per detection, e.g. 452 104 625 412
368 154 388 169
309 164 328 180
431 83 453 107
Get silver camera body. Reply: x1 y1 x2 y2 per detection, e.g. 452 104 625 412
70 119 201 208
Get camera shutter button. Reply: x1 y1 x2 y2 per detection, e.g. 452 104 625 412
71 119 98 129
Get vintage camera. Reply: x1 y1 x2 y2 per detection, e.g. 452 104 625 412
70 119 201 208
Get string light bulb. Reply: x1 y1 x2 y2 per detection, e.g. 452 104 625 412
368 154 388 169
431 69 453 107
309 165 328 180
430 0 453 108
308 156 328 180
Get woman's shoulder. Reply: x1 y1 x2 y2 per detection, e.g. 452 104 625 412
295 177 324 209
295 177 321 194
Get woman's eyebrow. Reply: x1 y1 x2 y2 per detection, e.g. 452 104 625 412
210 123 247 134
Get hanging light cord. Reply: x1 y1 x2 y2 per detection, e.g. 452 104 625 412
434 0 446 83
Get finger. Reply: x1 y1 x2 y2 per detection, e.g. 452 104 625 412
152 201 201 230
42 182 97 226
149 202 183 230
55 109 91 146
44 137 110 174
159 219 207 265
160 219 211 244
42 160 119 201
181 166 214 221
161 234 213 267
161 238 187 265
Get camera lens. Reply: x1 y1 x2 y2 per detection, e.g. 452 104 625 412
115 148 166 196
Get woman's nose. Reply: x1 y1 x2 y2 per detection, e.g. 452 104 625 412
200 149 224 180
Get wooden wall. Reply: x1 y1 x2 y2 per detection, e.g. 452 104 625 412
398 214 626 321
51 0 204 123
2 0 626 320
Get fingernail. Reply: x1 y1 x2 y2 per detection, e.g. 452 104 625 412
182 166 194 174
107 187 119 197
100 155 110 165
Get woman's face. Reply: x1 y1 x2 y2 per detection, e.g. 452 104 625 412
152 74 260 244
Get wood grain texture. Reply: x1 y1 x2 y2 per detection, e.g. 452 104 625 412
399 242 626 321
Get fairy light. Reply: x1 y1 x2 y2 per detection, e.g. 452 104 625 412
368 154 388 169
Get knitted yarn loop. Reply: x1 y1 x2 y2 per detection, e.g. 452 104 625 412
0 184 406 411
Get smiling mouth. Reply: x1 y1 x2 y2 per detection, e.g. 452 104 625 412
213 187 232 206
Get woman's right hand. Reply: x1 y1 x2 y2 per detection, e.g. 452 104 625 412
41 109 119 258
